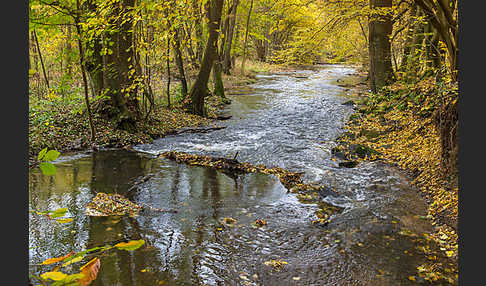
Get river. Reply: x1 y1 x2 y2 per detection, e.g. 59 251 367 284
29 64 452 285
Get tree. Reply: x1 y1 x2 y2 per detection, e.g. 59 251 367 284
222 0 239 74
368 0 394 93
100 0 139 131
240 0 254 75
413 0 458 80
186 0 225 116
74 0 96 143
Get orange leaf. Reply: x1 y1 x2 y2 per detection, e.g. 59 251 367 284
41 252 75 265
77 257 101 286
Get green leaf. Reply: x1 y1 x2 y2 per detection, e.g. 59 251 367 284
37 147 48 161
44 150 61 162
50 208 68 218
39 162 56 176
115 239 145 251
62 246 104 265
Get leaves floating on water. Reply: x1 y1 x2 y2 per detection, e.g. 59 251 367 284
40 271 68 281
263 259 288 271
77 257 101 286
31 207 73 224
252 219 267 228
85 193 142 217
115 239 145 251
41 252 75 265
222 217 237 225
160 151 307 190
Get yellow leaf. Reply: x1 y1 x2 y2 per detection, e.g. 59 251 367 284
62 255 85 267
56 218 73 223
40 271 67 281
115 239 145 251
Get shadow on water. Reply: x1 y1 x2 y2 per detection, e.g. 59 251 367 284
30 65 455 285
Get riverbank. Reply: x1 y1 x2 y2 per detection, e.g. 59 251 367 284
28 59 290 167
337 77 458 283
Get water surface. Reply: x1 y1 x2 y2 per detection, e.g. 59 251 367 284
29 65 453 285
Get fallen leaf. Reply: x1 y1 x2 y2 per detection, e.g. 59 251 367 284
115 239 145 251
40 271 68 281
62 254 85 267
56 218 73 223
41 252 75 265
77 257 101 286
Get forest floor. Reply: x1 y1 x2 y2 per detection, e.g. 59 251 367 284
28 59 287 167
336 77 458 283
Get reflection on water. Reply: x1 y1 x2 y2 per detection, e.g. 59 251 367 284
29 150 308 285
30 65 454 285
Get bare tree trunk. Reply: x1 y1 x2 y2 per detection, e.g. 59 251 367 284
241 0 254 75
187 0 224 116
65 24 73 78
166 34 171 108
172 27 188 99
193 0 204 65
75 0 96 144
33 29 50 90
212 50 225 99
30 31 41 99
80 0 104 98
222 0 239 74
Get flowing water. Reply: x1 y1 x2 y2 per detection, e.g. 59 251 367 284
29 65 452 285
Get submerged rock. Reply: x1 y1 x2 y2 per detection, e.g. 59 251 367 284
339 160 359 168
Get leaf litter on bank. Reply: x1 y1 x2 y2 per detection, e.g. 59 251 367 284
339 78 458 284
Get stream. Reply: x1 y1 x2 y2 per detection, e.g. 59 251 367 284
29 64 451 285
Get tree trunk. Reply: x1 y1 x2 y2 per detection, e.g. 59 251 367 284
172 27 188 99
84 0 104 98
413 0 457 80
254 38 266 62
368 0 394 93
193 0 204 65
75 0 96 144
30 31 41 99
33 30 50 90
187 0 224 116
398 5 419 74
241 0 254 75
65 24 73 78
212 51 225 99
166 32 171 108
222 0 239 74
102 0 138 132
183 23 199 69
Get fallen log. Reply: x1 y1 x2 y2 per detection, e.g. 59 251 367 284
172 126 226 135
